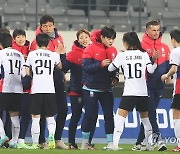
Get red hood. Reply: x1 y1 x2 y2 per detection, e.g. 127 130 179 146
71 40 84 52
142 33 162 46
141 32 170 62
66 40 84 64
35 26 42 35
30 26 64 52
12 39 30 55
89 29 117 59
90 30 101 43
90 30 107 49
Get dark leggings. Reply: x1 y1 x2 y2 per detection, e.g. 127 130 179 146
19 93 31 139
68 95 98 145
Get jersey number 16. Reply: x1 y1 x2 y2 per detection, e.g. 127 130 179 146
127 63 142 79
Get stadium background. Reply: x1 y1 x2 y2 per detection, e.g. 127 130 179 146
1 0 179 143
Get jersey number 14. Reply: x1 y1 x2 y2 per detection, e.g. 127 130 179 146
9 59 21 75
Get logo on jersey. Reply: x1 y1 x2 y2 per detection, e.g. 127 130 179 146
146 49 152 53
161 47 165 57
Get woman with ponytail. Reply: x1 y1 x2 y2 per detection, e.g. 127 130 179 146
107 32 158 151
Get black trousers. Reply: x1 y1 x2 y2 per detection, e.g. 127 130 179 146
68 95 98 145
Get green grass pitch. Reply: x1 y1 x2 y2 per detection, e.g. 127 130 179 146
0 144 176 154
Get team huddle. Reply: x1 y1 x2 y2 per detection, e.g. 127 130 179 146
0 14 180 152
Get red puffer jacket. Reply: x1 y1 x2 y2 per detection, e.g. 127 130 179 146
82 30 118 90
30 26 65 90
12 40 30 58
142 33 170 89
30 26 64 52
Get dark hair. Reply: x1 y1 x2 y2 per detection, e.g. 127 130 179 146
0 27 10 34
0 32 12 48
36 33 50 47
76 29 90 40
101 26 116 39
123 32 145 52
170 29 180 43
146 20 160 29
12 29 26 39
40 15 54 25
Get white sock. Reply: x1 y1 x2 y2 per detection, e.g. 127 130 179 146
141 118 152 144
18 138 25 144
46 117 56 135
0 118 5 138
82 139 88 145
31 117 40 144
174 119 180 147
11 116 20 144
113 113 126 147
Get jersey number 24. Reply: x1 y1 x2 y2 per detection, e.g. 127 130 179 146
35 59 52 75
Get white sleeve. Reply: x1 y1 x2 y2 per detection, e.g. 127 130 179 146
21 66 26 77
21 54 26 77
170 49 180 66
0 53 2 75
144 52 157 74
21 54 25 68
108 53 123 72
147 63 157 74
0 52 3 66
25 53 31 67
53 52 61 65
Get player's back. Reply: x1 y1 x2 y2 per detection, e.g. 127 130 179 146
26 49 60 94
170 47 180 95
0 48 25 93
119 50 150 96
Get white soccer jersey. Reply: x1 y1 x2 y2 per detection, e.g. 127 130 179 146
0 48 25 93
26 49 60 94
109 50 156 96
169 47 180 95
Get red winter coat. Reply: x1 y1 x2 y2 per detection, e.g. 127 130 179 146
30 26 64 52
12 40 30 57
142 33 170 89
30 26 65 89
62 40 85 96
82 30 118 90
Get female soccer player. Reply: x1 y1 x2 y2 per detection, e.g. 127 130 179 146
108 32 158 150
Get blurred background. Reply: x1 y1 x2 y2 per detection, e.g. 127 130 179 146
0 0 179 32
0 0 176 98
